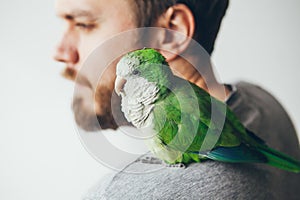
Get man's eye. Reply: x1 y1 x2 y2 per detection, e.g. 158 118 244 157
75 23 95 31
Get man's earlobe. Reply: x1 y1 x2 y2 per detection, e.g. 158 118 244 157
155 4 195 61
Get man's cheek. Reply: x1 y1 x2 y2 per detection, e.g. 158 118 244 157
79 32 107 53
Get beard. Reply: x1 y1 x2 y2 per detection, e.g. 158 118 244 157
72 83 130 132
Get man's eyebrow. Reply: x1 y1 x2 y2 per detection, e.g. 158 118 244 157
61 10 97 20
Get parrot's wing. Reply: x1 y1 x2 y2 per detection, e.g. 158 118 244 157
187 81 266 147
169 79 242 148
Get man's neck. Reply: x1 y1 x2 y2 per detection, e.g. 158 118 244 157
169 57 231 102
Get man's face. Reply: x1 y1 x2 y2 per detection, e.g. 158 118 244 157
54 0 137 131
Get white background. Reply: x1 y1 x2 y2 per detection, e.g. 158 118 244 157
0 0 299 199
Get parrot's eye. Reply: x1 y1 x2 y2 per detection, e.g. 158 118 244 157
132 69 140 75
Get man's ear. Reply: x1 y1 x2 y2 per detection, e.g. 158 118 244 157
154 4 195 61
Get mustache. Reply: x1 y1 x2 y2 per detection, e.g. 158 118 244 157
61 67 76 81
61 67 92 89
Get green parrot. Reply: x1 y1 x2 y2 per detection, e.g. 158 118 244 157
114 48 300 173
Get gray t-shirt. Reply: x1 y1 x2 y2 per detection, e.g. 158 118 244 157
83 82 300 200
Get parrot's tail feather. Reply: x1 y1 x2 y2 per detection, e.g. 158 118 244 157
246 129 266 144
258 146 300 173
202 144 267 163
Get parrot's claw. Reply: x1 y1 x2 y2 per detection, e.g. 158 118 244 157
164 163 186 169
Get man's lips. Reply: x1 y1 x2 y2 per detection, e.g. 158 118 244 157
61 66 93 90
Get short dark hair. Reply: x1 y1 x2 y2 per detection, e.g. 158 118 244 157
130 0 229 55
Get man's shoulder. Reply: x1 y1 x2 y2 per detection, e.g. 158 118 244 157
228 81 287 126
227 81 299 156
83 154 272 200
228 81 284 112
229 81 291 117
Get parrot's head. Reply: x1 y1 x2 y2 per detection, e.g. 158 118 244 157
115 48 172 96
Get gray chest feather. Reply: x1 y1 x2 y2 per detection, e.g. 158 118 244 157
120 77 159 128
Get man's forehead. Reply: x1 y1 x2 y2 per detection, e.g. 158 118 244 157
55 0 102 20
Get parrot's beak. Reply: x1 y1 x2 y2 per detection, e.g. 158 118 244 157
114 76 127 96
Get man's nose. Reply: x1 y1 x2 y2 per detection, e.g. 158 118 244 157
53 32 79 67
